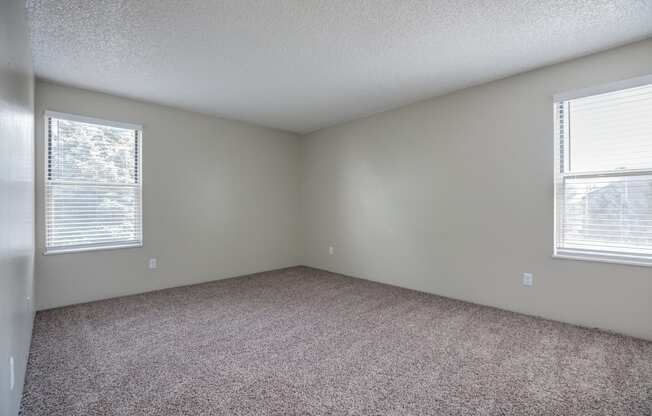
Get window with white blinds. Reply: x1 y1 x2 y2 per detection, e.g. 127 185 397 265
554 77 652 266
45 111 143 254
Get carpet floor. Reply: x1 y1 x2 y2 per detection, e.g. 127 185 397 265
21 266 652 415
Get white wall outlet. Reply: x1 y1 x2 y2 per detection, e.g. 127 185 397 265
9 356 15 391
148 258 157 269
328 245 335 255
522 272 533 287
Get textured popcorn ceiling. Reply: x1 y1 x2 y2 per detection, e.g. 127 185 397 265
28 0 652 133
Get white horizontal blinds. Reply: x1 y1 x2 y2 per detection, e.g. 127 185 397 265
561 175 652 255
555 82 652 260
46 114 142 253
568 83 652 172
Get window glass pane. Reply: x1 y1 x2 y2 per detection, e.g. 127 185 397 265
46 114 142 253
49 118 138 184
46 183 141 249
561 175 652 255
568 83 652 172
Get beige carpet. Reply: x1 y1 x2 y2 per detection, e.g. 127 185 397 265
21 266 652 415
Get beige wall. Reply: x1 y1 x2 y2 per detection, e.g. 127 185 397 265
35 81 302 311
301 39 652 341
0 0 35 414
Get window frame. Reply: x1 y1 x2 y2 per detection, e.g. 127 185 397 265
43 110 144 255
552 74 652 267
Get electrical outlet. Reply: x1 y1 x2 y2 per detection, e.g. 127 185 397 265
522 272 533 287
328 245 335 255
148 258 157 269
9 356 14 391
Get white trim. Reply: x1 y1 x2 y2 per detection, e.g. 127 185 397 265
552 248 652 267
44 110 143 131
44 242 143 256
137 129 144 250
552 102 561 268
553 73 652 102
552 253 652 268
47 180 140 188
561 168 652 179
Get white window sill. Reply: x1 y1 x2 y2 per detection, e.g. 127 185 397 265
552 252 652 268
44 243 143 256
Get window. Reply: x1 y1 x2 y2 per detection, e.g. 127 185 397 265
554 76 652 266
45 111 142 254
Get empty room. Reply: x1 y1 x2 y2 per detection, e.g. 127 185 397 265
2 0 652 415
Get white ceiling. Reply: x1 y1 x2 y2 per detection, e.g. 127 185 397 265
28 0 652 133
